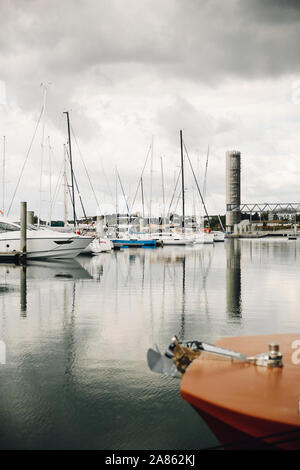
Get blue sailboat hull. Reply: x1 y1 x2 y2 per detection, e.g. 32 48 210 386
111 239 157 247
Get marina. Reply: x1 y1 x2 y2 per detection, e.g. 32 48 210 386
1 129 300 452
0 143 300 450
0 239 300 449
1 0 300 455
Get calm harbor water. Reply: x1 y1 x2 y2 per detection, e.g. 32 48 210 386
0 238 300 450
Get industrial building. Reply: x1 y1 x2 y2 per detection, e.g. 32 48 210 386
226 150 241 234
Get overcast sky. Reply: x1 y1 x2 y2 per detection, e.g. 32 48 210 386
1 0 300 220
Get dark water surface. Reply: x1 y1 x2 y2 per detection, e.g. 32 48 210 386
0 239 299 450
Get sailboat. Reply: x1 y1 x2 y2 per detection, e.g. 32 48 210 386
153 131 194 247
89 215 113 253
193 230 214 244
152 231 193 246
109 150 158 248
111 222 157 248
89 237 113 253
189 145 214 245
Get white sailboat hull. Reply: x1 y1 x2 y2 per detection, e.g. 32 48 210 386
162 238 193 246
213 231 225 242
192 232 214 244
90 238 113 253
152 234 194 246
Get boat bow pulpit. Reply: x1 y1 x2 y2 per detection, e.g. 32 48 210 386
147 334 300 450
147 336 283 377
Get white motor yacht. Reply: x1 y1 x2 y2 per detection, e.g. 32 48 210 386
0 217 93 259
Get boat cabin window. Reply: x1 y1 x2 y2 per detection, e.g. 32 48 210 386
27 224 38 231
0 222 20 232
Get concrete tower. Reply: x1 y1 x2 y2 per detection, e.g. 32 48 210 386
226 150 241 233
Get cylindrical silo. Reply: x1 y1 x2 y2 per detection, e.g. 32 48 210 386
226 150 241 233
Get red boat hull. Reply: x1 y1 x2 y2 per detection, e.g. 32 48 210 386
180 334 300 450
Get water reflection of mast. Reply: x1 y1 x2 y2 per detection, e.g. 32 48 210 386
160 262 166 326
20 265 27 316
198 247 213 318
171 253 187 341
149 250 154 342
114 250 119 315
226 239 242 318
64 281 77 381
141 250 145 289
179 255 186 339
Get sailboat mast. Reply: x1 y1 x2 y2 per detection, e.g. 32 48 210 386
203 144 209 204
48 135 52 226
180 130 185 231
2 135 5 215
115 166 120 238
63 144 68 226
160 156 165 220
149 136 154 233
192 186 196 230
64 111 76 228
38 84 47 228
184 141 211 226
116 168 129 214
141 176 145 219
130 142 151 214
218 214 225 232
115 166 118 214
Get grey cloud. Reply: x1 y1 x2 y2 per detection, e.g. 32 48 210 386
0 0 299 150
156 95 238 149
239 0 300 24
2 0 300 107
1 0 300 217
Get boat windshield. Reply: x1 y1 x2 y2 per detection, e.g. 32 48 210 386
27 224 38 231
12 222 38 231
0 222 20 232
